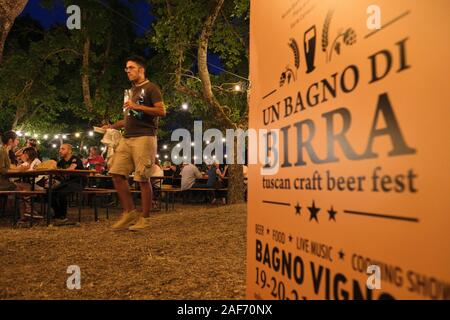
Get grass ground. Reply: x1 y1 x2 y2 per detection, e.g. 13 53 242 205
0 203 247 300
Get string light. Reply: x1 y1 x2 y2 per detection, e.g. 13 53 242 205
52 144 57 148
75 133 81 138
234 84 242 92
164 155 168 159
62 135 67 139
33 134 38 138
191 142 195 147
182 103 189 110
163 145 168 150
43 135 48 140
88 131 94 137
156 154 160 158
177 144 181 148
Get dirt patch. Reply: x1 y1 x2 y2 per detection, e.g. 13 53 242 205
0 204 247 300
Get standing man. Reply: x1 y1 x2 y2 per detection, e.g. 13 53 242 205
104 55 166 231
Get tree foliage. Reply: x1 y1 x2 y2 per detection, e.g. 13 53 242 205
148 0 250 130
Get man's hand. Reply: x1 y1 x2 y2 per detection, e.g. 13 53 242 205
123 100 141 111
103 120 125 130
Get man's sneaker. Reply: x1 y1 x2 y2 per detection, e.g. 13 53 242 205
112 210 139 230
24 212 44 219
128 217 151 232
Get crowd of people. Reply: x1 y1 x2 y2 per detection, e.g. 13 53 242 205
0 129 248 225
0 130 109 224
0 55 248 230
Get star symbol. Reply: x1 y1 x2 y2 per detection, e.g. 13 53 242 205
294 202 302 215
338 250 345 260
308 200 320 223
328 206 337 221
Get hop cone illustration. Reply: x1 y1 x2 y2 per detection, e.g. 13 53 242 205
343 28 357 46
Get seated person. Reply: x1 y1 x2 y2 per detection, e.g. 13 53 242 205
153 160 164 177
18 147 42 171
85 146 105 173
15 147 45 221
0 131 20 191
16 138 42 162
180 162 206 191
51 144 85 223
196 162 228 205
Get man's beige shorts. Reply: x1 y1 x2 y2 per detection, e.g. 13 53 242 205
109 136 157 182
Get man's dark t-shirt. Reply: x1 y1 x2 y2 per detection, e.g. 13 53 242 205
124 80 163 138
57 155 84 184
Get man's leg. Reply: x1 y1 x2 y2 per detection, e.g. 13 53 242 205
127 136 156 231
112 174 135 213
58 193 68 218
51 192 61 218
139 180 152 218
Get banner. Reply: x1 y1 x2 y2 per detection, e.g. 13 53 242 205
247 0 450 300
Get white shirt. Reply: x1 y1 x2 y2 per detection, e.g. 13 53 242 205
180 164 203 190
19 158 42 171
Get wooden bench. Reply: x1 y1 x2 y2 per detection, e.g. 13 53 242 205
187 187 228 204
81 188 117 222
159 185 183 211
159 186 229 210
0 190 47 226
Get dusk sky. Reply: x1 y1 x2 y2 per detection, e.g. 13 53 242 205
21 0 153 35
19 0 222 72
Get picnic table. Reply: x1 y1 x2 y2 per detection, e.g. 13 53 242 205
6 169 96 225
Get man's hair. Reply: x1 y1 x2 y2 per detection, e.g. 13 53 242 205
1 131 17 145
126 55 146 69
23 147 38 161
61 143 73 152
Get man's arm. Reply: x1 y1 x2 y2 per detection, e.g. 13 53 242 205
194 166 204 179
103 120 125 130
67 163 78 170
124 101 166 117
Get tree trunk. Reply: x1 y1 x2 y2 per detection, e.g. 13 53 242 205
0 0 28 64
81 36 93 112
227 136 245 204
196 0 245 203
228 164 245 204
197 0 236 130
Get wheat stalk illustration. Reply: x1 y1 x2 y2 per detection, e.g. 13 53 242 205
322 9 334 53
289 38 300 69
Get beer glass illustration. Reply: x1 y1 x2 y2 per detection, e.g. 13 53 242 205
304 26 317 74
